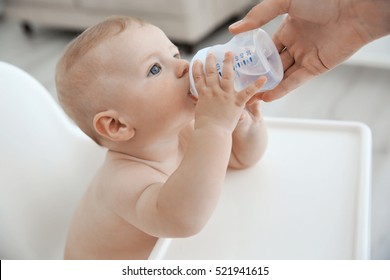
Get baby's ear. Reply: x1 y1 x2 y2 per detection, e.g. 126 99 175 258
93 110 135 142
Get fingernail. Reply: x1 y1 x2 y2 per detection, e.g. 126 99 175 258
229 20 243 30
206 53 215 61
224 51 233 59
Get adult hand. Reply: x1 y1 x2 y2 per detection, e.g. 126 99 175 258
229 0 390 102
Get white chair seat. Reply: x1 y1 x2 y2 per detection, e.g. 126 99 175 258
0 61 106 259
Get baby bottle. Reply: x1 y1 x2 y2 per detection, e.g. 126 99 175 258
189 28 283 97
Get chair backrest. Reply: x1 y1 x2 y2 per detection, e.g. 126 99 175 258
0 61 106 259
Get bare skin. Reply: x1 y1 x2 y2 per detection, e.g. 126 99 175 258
62 22 268 259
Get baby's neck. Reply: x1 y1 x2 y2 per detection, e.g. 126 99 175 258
108 134 185 176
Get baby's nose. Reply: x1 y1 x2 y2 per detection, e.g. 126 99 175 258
176 60 189 78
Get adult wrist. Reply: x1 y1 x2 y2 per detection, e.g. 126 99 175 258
351 0 390 42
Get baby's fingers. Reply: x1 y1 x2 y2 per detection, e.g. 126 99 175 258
192 60 206 95
205 53 220 88
236 76 267 106
220 52 235 91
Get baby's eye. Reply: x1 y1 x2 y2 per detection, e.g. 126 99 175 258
174 53 181 59
148 64 161 76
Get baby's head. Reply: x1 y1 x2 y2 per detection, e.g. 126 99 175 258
56 16 194 147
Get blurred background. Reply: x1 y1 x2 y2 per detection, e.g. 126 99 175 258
0 0 389 259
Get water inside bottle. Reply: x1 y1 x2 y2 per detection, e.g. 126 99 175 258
189 28 283 97
232 47 278 92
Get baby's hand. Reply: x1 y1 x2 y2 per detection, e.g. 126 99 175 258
192 52 266 133
239 100 263 124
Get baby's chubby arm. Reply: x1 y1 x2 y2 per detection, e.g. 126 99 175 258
229 100 268 169
119 53 266 238
195 53 268 168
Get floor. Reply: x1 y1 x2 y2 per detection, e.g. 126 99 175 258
1 14 390 259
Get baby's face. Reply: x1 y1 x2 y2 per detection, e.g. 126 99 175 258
95 23 196 138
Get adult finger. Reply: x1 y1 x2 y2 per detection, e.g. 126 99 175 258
280 49 295 72
229 0 289 34
272 22 287 53
261 66 314 101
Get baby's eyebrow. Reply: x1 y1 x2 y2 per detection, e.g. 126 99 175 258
169 45 179 52
144 52 159 61
142 45 179 63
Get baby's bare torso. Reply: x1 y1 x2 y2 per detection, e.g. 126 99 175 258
64 127 192 259
64 182 158 259
64 153 178 259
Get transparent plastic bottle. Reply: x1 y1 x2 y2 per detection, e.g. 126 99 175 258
189 28 283 97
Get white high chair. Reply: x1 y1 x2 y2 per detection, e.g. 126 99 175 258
150 118 372 260
0 61 372 260
0 61 106 259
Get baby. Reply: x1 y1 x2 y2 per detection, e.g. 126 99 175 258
56 16 268 259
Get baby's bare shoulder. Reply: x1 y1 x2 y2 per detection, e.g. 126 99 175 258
91 155 163 210
101 157 165 194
